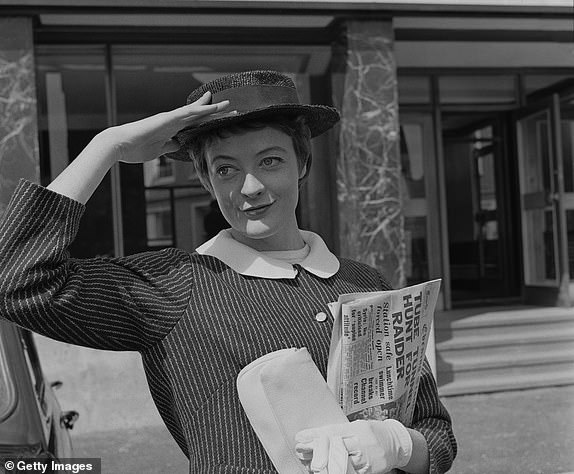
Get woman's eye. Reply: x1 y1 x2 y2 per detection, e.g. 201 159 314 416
261 157 282 167
216 166 233 176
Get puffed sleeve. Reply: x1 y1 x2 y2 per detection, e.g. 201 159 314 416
0 180 191 352
409 360 457 473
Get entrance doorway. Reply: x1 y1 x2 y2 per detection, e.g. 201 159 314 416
516 91 574 305
443 113 520 304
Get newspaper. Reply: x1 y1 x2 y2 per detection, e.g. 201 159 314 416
327 279 441 428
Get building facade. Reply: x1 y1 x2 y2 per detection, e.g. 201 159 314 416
1 1 573 310
0 0 573 431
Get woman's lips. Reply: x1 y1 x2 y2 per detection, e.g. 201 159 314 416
242 202 274 218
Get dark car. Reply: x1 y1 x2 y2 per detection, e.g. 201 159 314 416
0 320 78 461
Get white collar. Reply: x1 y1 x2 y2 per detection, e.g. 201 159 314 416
195 229 340 279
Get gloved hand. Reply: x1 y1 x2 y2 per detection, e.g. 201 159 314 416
295 419 413 474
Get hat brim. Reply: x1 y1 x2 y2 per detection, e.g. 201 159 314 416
164 104 340 162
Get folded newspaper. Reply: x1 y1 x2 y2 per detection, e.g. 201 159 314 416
327 279 441 428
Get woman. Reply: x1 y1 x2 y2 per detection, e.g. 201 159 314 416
0 70 456 473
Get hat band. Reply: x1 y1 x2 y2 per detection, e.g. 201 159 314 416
210 84 300 112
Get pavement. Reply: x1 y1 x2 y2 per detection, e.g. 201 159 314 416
71 384 574 474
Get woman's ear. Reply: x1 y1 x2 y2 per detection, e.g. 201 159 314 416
298 163 308 180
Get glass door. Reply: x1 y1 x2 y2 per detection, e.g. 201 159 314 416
560 94 574 284
516 94 572 305
400 113 442 288
517 109 558 285
443 114 518 303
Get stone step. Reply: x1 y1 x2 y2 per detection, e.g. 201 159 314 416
436 319 574 340
437 345 574 372
435 307 574 339
438 369 574 396
435 306 574 329
437 339 574 363
438 358 574 386
436 325 574 352
435 306 574 396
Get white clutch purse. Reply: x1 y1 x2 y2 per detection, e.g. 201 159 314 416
236 347 355 474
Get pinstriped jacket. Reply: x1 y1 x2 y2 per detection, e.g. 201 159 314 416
0 180 456 474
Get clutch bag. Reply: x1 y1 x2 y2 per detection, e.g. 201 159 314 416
237 347 354 473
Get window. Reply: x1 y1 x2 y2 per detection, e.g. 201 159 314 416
36 45 115 258
145 189 173 248
143 157 175 185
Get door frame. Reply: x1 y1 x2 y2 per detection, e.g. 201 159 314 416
400 112 444 293
514 86 574 306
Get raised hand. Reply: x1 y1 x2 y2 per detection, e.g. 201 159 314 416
47 91 230 204
104 91 230 164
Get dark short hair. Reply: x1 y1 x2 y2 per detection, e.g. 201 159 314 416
186 115 312 194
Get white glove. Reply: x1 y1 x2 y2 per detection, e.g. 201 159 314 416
295 419 413 474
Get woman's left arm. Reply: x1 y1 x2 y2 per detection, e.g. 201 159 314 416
406 360 458 474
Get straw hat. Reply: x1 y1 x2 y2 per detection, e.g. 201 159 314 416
168 70 340 161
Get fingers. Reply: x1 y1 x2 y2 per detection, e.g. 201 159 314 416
153 93 232 139
179 91 231 119
296 428 324 444
310 436 330 474
295 441 314 461
296 435 350 474
328 436 350 474
190 90 214 106
297 424 353 443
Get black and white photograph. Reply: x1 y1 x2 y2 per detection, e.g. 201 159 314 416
0 1 573 473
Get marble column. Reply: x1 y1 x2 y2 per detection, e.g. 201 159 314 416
0 17 39 218
335 20 405 288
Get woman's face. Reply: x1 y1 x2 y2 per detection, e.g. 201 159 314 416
205 127 306 251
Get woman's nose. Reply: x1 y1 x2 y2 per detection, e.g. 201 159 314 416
241 173 265 197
